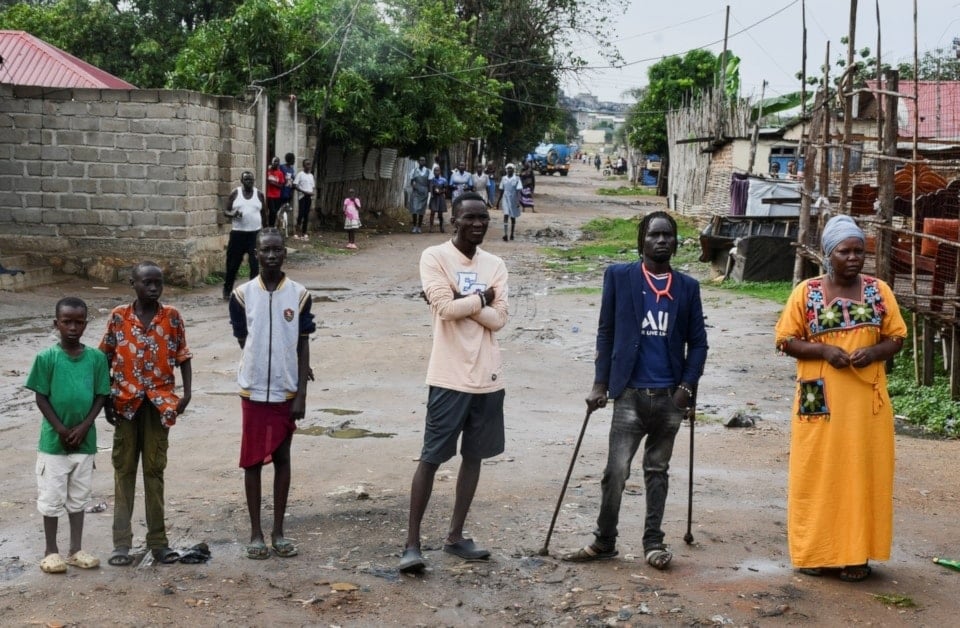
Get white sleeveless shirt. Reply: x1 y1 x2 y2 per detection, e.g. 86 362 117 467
231 186 263 232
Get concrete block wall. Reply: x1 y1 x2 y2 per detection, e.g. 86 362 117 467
0 85 256 285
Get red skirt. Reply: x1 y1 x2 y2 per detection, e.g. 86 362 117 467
239 398 296 468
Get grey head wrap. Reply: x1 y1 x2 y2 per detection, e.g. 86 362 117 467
820 214 865 275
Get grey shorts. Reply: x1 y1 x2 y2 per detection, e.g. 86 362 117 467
420 386 505 464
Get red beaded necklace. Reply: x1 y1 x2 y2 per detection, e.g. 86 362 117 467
642 263 673 302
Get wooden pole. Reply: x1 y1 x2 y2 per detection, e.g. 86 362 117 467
746 81 766 175
875 0 882 148
876 69 898 284
838 0 858 216
717 5 730 142
794 89 824 284
818 41 831 248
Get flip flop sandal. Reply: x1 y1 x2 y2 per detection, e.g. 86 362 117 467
839 563 872 582
270 536 298 558
442 538 490 560
562 544 618 563
178 543 211 564
66 550 100 569
645 546 673 570
108 547 134 567
151 547 181 564
399 546 426 574
245 541 269 560
40 553 67 574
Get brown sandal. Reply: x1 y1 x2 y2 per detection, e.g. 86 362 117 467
562 544 618 562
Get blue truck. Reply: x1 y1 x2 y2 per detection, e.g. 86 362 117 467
529 143 571 176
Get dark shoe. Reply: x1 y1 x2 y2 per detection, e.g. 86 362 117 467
399 546 426 573
562 544 618 562
443 538 490 560
502 235 508 241
798 567 825 577
108 547 134 567
839 563 872 582
644 545 673 570
151 547 180 564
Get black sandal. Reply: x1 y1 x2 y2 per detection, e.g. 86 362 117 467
839 563 872 582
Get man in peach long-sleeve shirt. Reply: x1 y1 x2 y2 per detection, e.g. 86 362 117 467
400 192 509 574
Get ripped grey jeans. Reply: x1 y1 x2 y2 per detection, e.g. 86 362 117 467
594 387 685 552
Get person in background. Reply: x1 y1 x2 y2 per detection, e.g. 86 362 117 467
343 189 362 250
428 165 448 233
519 161 536 213
223 171 267 300
484 161 498 207
26 297 110 574
494 163 522 242
473 164 491 207
774 215 906 583
448 161 474 203
266 157 285 227
279 153 296 212
786 160 801 180
292 159 315 241
769 161 782 179
409 157 431 234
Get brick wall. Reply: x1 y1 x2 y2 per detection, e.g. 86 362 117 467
0 85 256 285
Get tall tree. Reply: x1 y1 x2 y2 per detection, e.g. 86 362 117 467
625 49 720 156
457 0 622 161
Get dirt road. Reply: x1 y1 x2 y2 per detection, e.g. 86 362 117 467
1 165 958 626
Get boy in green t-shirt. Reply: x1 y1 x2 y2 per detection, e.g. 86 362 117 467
25 297 111 574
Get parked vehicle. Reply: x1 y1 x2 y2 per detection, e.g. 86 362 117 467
530 143 571 176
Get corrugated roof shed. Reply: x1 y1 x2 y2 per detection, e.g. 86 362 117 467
0 30 135 89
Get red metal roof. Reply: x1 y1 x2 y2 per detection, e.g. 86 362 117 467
867 79 960 140
0 30 135 89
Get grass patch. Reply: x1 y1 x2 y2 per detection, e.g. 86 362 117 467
872 593 916 608
713 281 793 303
597 186 657 197
541 215 702 273
552 286 602 295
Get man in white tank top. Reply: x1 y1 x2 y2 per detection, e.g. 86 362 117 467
223 171 267 299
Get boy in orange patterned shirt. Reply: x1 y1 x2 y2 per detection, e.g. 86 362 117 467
99 261 192 566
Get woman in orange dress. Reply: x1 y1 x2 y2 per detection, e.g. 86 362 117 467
774 215 907 582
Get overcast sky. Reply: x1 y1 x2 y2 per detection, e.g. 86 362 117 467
562 0 960 104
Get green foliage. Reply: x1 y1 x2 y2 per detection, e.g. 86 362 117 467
541 215 701 272
596 186 656 196
625 49 720 155
0 0 237 88
872 594 917 609
887 335 960 437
